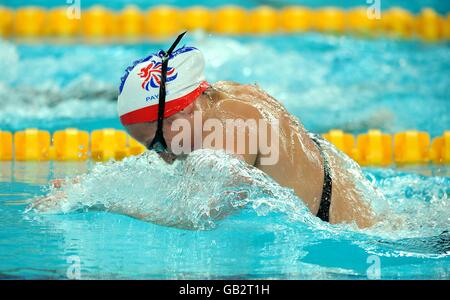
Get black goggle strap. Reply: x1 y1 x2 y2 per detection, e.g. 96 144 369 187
148 31 187 152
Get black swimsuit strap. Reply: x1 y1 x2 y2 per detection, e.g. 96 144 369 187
310 134 332 222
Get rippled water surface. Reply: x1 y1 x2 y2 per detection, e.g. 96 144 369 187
0 33 449 135
0 151 449 279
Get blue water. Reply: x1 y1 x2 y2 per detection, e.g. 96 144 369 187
0 153 449 279
0 13 449 279
0 34 449 136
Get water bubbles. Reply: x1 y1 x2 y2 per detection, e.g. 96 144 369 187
404 186 414 198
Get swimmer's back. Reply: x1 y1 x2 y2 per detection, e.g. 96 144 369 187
202 81 376 228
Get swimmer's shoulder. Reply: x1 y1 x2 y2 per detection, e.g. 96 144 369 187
212 80 241 88
217 99 262 121
205 82 259 114
210 81 257 95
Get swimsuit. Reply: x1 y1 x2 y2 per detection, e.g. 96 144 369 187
309 134 333 222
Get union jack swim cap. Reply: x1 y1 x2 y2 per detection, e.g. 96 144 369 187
117 46 209 125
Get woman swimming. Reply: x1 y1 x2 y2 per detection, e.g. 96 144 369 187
30 33 376 228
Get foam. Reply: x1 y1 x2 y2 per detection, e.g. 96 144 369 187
27 147 449 245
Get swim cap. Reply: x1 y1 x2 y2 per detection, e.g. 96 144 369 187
117 46 209 125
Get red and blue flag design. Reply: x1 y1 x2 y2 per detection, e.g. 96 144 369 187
138 60 178 91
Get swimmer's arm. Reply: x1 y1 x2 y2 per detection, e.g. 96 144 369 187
28 181 246 230
29 156 258 230
50 176 81 188
27 192 160 222
26 177 82 212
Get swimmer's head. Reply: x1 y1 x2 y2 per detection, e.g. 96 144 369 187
118 46 208 125
125 102 196 158
117 43 209 156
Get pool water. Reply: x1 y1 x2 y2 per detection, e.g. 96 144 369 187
0 25 449 278
0 155 449 279
1 34 449 135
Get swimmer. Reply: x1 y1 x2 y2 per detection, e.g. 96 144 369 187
30 32 376 229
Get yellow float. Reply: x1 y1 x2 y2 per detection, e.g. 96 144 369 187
249 6 279 34
0 6 13 36
127 137 146 156
381 7 415 38
117 5 144 37
322 129 356 159
346 7 379 35
144 6 182 39
415 8 442 42
314 7 346 33
394 131 430 164
279 6 312 33
81 5 116 38
14 7 47 37
356 129 393 166
212 6 248 35
0 130 13 160
430 131 450 164
91 129 128 162
1 127 450 164
3 5 450 41
14 129 51 161
47 7 80 37
53 128 89 161
182 6 212 31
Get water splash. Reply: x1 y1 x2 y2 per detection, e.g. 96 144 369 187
27 149 323 230
27 148 449 242
364 168 450 239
